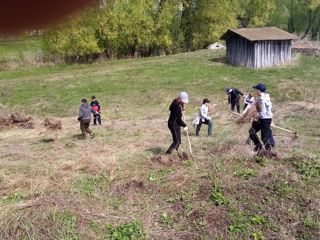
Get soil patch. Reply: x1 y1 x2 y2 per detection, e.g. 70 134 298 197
151 152 189 166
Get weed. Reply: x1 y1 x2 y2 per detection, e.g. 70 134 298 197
235 168 257 180
251 230 264 240
148 167 175 184
294 158 320 180
274 182 294 197
251 215 267 225
210 185 229 206
105 220 145 240
72 175 108 197
49 210 79 240
1 192 24 204
160 212 173 226
302 215 320 230
228 211 248 234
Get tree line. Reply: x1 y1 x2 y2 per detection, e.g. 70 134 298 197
42 0 320 62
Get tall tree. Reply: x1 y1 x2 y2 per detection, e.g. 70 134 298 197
191 0 237 50
236 0 276 27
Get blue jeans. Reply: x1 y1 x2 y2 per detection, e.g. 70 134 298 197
196 119 213 136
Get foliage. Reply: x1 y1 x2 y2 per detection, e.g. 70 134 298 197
106 221 145 240
235 0 276 27
43 10 102 61
210 184 229 206
191 0 237 50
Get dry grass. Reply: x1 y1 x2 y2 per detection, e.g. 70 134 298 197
0 99 319 239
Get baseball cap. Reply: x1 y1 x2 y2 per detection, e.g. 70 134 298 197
252 83 267 93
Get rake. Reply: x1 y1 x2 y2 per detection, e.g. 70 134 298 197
230 111 298 139
182 113 193 155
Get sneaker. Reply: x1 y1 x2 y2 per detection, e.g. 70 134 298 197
90 133 95 139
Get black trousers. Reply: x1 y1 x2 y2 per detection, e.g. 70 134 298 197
93 113 101 125
231 100 240 113
166 122 181 154
249 119 272 150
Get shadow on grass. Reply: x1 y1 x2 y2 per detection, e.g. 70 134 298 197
72 134 84 140
209 57 227 63
146 147 165 155
39 138 55 143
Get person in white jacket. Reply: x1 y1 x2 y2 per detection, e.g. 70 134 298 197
249 83 274 151
194 98 213 136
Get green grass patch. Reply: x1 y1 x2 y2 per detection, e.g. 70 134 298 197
49 210 80 240
235 168 257 180
72 175 109 197
106 220 145 240
1 192 24 205
210 184 229 206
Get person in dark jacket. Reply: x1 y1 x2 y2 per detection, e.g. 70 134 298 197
90 95 101 125
78 98 94 139
226 87 244 113
166 91 189 154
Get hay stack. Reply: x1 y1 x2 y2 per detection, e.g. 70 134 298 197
43 118 62 130
236 106 257 125
5 113 35 129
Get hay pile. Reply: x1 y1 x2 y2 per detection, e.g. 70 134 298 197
43 118 62 130
236 106 257 125
0 113 35 129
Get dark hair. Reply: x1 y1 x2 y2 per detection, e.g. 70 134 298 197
91 95 96 99
81 98 87 103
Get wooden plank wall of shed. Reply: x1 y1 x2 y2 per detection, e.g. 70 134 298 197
226 35 254 68
254 40 292 68
226 36 292 68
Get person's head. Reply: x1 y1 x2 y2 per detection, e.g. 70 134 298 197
178 91 189 104
81 98 87 103
91 95 96 100
252 83 267 96
226 87 232 93
202 98 210 105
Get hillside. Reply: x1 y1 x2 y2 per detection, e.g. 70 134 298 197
0 50 319 240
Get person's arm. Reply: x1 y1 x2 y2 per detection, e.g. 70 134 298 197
228 93 231 104
78 107 83 120
175 104 186 127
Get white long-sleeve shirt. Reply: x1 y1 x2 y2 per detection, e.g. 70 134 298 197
258 93 273 119
199 104 211 122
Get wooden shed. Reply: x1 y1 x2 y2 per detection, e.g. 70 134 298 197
220 27 298 68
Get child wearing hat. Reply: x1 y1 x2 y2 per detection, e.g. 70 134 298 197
194 98 213 137
249 83 275 152
226 87 244 113
166 92 189 154
90 96 101 125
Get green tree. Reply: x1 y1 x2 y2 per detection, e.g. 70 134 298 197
236 0 276 27
191 0 237 50
43 10 102 61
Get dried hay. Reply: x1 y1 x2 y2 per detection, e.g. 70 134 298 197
236 107 257 125
43 117 62 130
0 113 34 129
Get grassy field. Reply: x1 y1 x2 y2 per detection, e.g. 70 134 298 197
0 48 319 240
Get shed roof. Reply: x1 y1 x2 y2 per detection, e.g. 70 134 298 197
220 27 298 41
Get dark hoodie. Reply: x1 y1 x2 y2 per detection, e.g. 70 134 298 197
168 99 186 128
79 103 92 120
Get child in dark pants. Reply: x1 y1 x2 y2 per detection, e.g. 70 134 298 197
90 96 101 125
166 92 189 154
226 87 243 113
249 83 274 152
